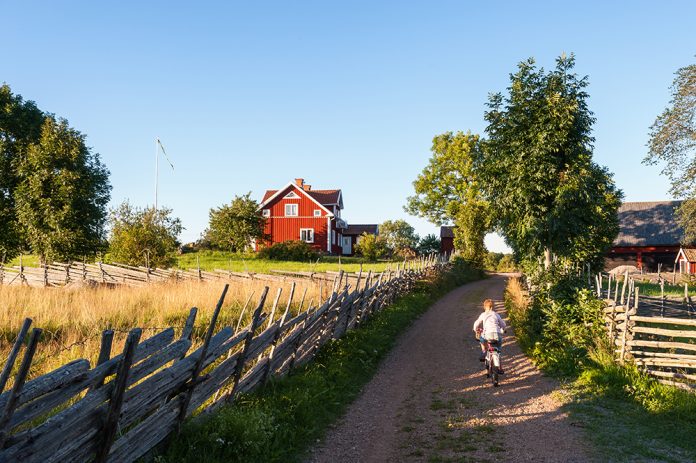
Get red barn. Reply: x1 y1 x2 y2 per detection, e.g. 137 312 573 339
256 178 349 254
440 226 455 254
606 201 685 272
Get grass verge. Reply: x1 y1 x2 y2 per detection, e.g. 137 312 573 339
505 276 696 462
158 260 483 462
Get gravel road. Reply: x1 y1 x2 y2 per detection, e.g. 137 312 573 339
307 275 593 463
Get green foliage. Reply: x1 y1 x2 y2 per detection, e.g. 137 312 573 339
482 55 622 266
256 240 319 261
108 202 182 268
417 233 440 255
406 132 491 265
645 61 696 243
353 233 389 262
483 252 516 272
204 193 267 252
161 259 482 463
15 117 111 263
506 272 605 377
378 219 419 257
0 84 110 262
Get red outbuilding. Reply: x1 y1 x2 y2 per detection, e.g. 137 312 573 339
440 226 455 255
676 247 696 275
256 178 377 256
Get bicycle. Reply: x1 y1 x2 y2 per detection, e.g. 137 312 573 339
483 338 502 387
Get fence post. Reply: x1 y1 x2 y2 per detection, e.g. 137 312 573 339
608 301 616 343
0 327 42 448
263 282 295 385
94 328 141 463
178 284 229 422
0 318 32 394
228 287 269 401
89 329 115 391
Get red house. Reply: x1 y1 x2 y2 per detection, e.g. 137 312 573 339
256 178 349 254
676 247 696 275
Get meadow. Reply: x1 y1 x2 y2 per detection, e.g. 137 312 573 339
0 277 323 381
6 251 394 274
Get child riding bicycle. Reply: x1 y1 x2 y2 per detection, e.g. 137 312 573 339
472 299 506 373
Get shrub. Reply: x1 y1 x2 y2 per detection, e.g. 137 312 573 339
257 241 319 261
354 233 389 262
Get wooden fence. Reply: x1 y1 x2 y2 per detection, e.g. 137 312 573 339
598 272 696 392
0 258 392 288
0 256 448 462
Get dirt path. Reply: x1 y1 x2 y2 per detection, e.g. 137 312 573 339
308 275 593 463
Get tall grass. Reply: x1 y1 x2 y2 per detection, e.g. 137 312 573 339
0 278 321 380
505 275 696 460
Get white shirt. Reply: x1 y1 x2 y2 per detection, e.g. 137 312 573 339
473 311 506 339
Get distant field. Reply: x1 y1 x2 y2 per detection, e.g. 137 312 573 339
5 252 394 274
175 251 395 274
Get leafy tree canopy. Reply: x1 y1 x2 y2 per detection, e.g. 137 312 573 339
0 83 111 262
378 220 419 256
645 61 696 243
406 132 491 265
481 55 622 267
108 202 183 268
16 117 110 263
417 234 441 255
204 193 267 252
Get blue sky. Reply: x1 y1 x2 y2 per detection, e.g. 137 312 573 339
2 1 695 251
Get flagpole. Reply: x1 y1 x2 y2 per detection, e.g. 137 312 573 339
155 137 159 211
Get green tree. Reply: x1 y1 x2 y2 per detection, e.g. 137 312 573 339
645 61 696 243
0 84 45 260
481 55 622 268
405 132 491 266
15 116 111 263
354 233 389 262
417 234 441 255
378 220 419 257
108 202 183 268
204 193 267 252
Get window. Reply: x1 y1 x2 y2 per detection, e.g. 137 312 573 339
332 230 336 244
285 204 298 216
300 228 314 243
262 209 270 217
284 191 299 199
314 209 322 217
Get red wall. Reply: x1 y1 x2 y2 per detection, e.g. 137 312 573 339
441 237 454 254
258 185 333 253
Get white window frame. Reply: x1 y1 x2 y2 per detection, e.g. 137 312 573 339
262 209 270 217
285 203 298 216
313 209 322 217
284 191 299 199
300 228 314 243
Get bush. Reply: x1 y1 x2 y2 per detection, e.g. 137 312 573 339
354 233 389 262
257 241 319 261
506 271 605 377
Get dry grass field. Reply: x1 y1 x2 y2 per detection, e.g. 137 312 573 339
0 277 323 380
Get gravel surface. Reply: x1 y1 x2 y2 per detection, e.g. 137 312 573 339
307 275 593 463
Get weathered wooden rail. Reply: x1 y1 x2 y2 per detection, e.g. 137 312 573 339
0 258 389 289
599 272 696 392
0 255 448 462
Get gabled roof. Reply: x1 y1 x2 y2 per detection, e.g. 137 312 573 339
258 181 341 215
440 226 455 239
614 201 684 247
678 247 696 262
344 224 379 236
